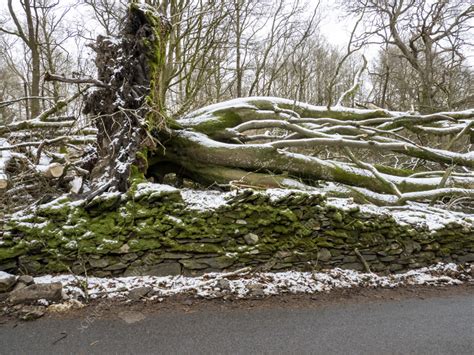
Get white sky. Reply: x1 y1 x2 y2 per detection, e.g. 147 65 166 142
318 0 380 61
320 0 354 47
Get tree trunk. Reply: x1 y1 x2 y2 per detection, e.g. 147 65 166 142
23 0 41 118
83 3 171 194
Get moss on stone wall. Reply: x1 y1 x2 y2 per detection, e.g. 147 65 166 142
1 185 473 276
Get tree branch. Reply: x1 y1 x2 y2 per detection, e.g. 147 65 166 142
44 72 107 87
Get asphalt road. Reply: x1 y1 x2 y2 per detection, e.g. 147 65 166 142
1 294 473 355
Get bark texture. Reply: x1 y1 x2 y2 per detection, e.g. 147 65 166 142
84 4 170 193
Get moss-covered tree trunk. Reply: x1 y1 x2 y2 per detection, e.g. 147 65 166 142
84 4 170 194
153 97 473 206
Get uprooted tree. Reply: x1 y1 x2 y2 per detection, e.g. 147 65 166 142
0 3 473 216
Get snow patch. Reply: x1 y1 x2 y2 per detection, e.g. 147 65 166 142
390 205 473 231
326 196 473 231
181 189 231 211
264 188 323 202
134 183 179 199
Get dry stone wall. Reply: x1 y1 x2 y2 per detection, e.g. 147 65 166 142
1 184 473 276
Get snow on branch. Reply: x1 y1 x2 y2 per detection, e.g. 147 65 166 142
44 72 107 88
173 97 473 209
336 55 368 107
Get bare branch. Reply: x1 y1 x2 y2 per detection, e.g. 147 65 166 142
44 72 107 87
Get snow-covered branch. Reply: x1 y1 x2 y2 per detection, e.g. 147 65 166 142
168 97 473 208
44 72 107 88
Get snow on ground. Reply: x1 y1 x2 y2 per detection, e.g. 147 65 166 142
34 263 472 301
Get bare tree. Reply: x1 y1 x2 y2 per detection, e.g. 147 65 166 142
159 0 231 116
370 46 421 111
82 0 127 37
0 59 25 124
344 0 474 113
0 0 45 118
0 0 84 119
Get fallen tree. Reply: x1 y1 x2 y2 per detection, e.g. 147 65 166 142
157 97 474 207
0 3 473 215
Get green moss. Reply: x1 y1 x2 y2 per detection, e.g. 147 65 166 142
129 164 147 184
274 225 290 234
331 165 386 193
373 164 414 177
279 208 298 222
359 232 386 246
88 214 120 237
190 110 243 136
77 239 99 254
324 229 351 239
87 193 121 212
128 149 150 186
131 3 171 126
0 242 28 260
332 211 343 223
36 197 71 216
127 4 176 186
128 238 162 251
4 180 473 275
314 237 334 248
45 260 70 273
160 237 222 253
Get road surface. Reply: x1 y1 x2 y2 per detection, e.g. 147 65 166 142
1 293 473 354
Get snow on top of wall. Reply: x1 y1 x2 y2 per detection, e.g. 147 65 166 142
390 204 473 231
137 182 323 210
134 182 179 199
326 196 473 231
131 182 231 210
264 188 321 202
179 182 473 232
7 181 472 233
181 188 232 211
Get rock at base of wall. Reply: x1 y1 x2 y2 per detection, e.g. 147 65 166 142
0 271 17 293
7 282 63 305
